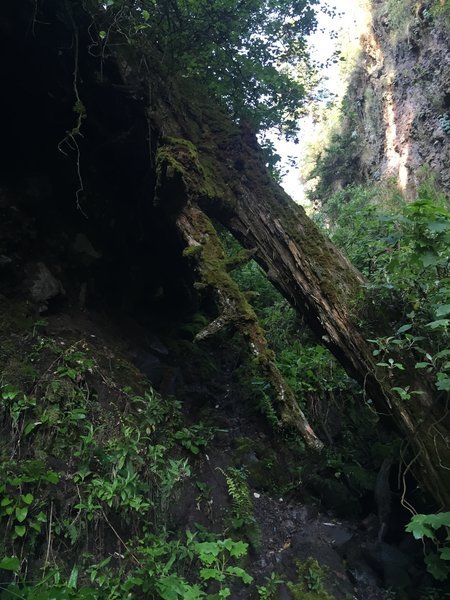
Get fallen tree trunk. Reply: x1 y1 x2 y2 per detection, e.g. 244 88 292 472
17 0 447 506
149 86 450 507
175 201 323 450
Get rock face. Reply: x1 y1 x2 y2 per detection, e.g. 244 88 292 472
345 2 450 198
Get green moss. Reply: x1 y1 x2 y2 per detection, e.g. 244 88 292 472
155 136 230 205
2 358 38 390
182 245 202 258
287 558 335 600
225 248 256 272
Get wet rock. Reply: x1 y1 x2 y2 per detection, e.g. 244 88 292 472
0 254 12 266
282 519 295 531
328 523 354 548
147 335 169 356
363 542 412 589
347 561 380 588
28 262 64 304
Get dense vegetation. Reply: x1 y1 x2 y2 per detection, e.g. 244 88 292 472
84 0 322 134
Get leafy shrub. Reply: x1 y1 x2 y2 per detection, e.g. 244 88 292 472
406 512 450 581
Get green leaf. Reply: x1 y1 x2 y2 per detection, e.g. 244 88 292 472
225 566 253 584
228 540 248 558
415 362 430 369
392 387 410 400
424 512 450 529
1 497 13 507
199 568 225 582
68 565 79 589
14 525 26 537
182 586 204 600
439 547 450 561
436 304 450 317
426 319 449 329
196 541 221 559
406 512 450 545
142 9 150 21
15 507 28 523
99 30 107 40
21 493 34 505
1 384 19 400
396 324 412 334
428 221 450 233
437 377 450 391
406 515 436 540
157 574 190 599
24 421 40 435
0 556 20 571
421 252 439 267
45 471 59 484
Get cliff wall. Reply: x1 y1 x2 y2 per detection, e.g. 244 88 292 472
311 1 450 200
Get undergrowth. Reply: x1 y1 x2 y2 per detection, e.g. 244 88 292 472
0 312 252 599
316 179 450 580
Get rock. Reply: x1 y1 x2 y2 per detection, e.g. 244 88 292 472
282 519 295 531
347 562 380 588
290 507 309 523
329 524 354 548
0 254 12 266
307 474 361 517
363 542 412 589
28 262 64 303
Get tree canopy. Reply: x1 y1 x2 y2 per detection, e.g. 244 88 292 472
87 0 320 133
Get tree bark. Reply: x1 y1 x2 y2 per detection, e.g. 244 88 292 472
155 157 324 450
150 88 450 507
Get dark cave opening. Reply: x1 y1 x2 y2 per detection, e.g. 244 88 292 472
0 0 198 324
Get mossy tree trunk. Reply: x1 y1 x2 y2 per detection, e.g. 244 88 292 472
149 84 450 508
155 147 324 450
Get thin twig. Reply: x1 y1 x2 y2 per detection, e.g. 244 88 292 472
44 501 54 573
100 508 142 567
